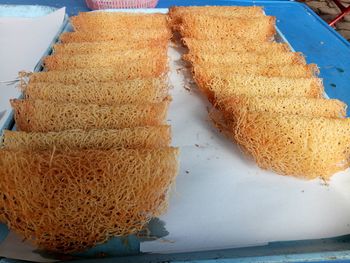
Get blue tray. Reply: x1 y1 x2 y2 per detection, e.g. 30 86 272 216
1 1 350 262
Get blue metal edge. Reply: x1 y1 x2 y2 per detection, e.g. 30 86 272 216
70 234 350 263
3 235 350 263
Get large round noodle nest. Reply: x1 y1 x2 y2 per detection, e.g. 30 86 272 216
233 111 350 179
0 147 179 253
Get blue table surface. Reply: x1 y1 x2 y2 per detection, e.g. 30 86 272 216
1 1 350 262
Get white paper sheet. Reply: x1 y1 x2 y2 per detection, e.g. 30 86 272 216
0 7 65 129
140 44 350 254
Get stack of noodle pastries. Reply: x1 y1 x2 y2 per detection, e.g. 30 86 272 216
0 11 179 254
172 5 350 179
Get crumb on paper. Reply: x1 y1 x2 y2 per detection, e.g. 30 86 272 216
185 170 189 174
183 84 191 92
195 144 200 147
159 238 175 244
320 178 329 186
176 67 183 74
301 190 304 193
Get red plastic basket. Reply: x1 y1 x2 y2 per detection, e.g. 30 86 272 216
86 0 159 9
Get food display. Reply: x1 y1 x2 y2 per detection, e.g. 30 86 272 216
0 5 349 256
171 5 350 179
0 11 178 253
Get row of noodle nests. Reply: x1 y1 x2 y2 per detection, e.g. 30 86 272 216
170 5 350 180
0 12 179 254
